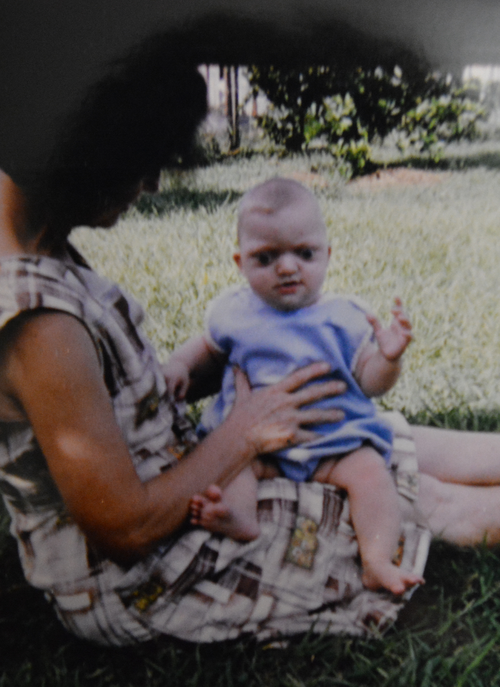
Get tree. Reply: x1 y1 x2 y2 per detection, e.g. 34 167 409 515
249 64 484 174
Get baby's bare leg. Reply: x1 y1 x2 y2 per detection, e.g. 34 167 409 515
314 446 424 595
190 465 260 542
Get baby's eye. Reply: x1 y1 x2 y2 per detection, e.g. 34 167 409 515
256 252 274 266
296 247 314 260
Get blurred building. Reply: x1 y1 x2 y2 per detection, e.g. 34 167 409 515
463 64 500 128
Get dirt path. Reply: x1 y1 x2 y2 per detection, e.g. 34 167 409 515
282 167 450 192
348 167 451 191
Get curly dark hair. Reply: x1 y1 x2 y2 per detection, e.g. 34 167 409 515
28 32 207 248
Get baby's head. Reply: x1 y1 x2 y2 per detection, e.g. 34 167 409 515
234 177 331 311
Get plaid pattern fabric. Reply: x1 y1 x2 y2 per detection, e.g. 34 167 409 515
0 253 430 646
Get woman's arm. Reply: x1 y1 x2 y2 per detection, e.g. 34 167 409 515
0 311 346 561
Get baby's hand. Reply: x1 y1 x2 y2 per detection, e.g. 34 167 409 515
366 297 412 362
163 359 190 401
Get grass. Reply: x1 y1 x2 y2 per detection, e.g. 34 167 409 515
3 524 500 686
3 147 500 685
73 150 500 417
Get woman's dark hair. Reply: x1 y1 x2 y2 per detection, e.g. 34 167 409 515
29 32 207 248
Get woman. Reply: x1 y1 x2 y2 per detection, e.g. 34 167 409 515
1 35 500 646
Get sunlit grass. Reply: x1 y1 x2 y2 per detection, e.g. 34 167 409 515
73 157 500 417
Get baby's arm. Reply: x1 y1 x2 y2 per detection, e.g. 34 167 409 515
354 298 412 397
164 335 226 401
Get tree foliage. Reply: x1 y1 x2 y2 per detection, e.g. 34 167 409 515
249 64 484 174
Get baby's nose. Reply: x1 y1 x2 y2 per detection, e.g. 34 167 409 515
276 252 298 274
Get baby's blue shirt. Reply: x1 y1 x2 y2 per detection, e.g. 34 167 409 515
199 286 393 470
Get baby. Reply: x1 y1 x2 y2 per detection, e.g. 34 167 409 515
164 177 423 595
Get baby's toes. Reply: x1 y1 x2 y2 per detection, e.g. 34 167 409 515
189 494 205 516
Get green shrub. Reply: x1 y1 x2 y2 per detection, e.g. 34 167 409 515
249 65 485 174
398 85 485 160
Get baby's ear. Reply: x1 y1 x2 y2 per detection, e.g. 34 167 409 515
233 253 242 270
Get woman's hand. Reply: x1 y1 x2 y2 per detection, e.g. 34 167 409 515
227 363 346 456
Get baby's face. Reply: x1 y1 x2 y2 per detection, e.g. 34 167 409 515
234 201 331 311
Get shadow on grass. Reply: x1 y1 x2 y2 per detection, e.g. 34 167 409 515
135 188 242 216
386 149 500 173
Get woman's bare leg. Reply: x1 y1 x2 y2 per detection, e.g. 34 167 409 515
415 472 500 546
413 425 500 485
404 425 500 546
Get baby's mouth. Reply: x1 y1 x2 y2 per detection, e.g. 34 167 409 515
276 280 301 293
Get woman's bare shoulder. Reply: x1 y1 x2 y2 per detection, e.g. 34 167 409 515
0 309 100 421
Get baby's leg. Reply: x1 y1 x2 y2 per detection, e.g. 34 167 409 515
190 465 260 542
314 446 424 595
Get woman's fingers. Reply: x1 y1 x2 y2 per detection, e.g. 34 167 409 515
293 428 328 445
234 363 346 420
292 378 347 407
296 406 345 426
234 363 345 407
230 364 346 456
277 361 331 392
291 408 345 446
233 365 252 398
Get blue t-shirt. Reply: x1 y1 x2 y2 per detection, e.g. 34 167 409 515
199 286 393 471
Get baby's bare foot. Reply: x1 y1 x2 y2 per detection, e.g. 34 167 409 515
190 485 224 524
189 485 260 542
362 560 424 596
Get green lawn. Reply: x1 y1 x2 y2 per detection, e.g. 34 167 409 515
74 147 500 418
3 148 500 686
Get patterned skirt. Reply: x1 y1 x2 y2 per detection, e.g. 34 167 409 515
52 412 430 645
